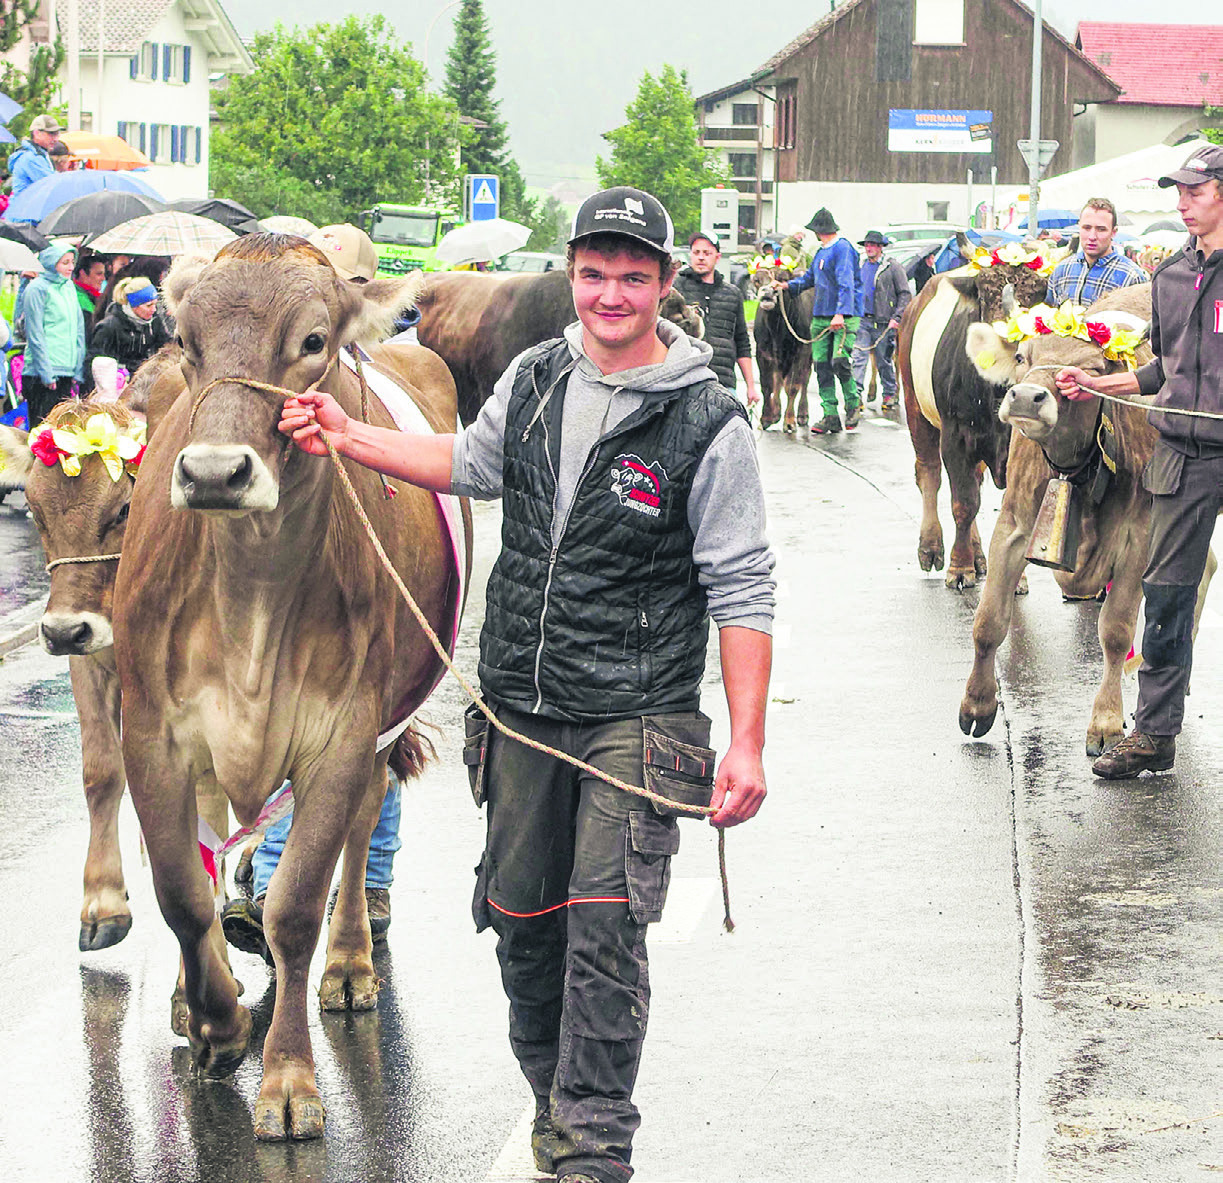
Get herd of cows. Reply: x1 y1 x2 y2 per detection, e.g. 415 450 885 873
0 230 1190 1139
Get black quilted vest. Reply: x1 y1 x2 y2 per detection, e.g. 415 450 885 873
480 338 746 720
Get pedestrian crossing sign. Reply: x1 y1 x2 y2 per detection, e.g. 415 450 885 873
466 173 500 222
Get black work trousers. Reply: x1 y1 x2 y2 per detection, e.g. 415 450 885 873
1135 442 1223 737
472 706 681 1183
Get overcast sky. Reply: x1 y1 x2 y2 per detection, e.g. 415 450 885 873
230 1 1214 192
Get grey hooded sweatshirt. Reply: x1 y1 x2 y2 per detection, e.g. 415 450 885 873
452 318 776 634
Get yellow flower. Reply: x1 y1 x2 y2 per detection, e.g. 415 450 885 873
47 414 146 482
1050 302 1088 340
1102 327 1144 370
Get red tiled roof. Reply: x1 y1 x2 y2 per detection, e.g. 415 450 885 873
1077 22 1223 106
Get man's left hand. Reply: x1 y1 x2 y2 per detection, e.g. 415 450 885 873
888 319 899 331
746 383 761 406
710 740 766 827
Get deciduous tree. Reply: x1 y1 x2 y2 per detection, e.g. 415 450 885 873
597 65 729 238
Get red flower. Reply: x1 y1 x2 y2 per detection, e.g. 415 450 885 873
30 430 64 467
1025 257 1042 271
990 250 1005 267
1086 321 1111 347
1034 317 1052 335
130 444 146 468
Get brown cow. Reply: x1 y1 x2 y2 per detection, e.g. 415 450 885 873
112 234 472 1141
897 237 1060 587
750 264 813 433
417 269 703 424
955 284 1214 755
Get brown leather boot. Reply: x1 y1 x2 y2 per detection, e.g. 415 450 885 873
1091 731 1175 779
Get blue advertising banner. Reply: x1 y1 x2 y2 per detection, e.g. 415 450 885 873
888 109 993 154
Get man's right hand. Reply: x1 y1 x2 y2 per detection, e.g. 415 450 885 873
279 392 350 457
1054 367 1097 401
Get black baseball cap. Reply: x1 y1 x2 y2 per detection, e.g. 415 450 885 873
569 186 675 255
690 229 720 250
1157 144 1223 188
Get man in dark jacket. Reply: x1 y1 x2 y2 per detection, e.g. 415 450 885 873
1055 144 1223 779
852 230 911 411
672 230 759 405
279 186 774 1183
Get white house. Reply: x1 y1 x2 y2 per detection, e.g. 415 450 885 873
31 0 252 202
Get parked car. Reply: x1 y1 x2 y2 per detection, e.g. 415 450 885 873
498 251 565 273
883 222 967 243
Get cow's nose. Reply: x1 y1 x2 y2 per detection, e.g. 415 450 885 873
174 445 269 510
41 617 92 654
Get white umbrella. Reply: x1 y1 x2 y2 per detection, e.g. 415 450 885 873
260 215 318 237
1139 229 1188 252
0 239 40 272
436 218 531 266
87 211 238 256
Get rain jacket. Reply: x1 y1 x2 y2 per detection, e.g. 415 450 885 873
453 319 776 720
1137 240 1223 456
22 243 86 385
785 235 863 317
6 139 53 196
84 304 171 391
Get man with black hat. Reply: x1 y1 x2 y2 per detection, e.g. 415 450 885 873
6 114 62 195
278 185 775 1183
672 229 759 404
1056 144 1223 779
853 230 910 411
775 206 863 432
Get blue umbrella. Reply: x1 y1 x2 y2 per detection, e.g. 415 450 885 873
4 168 164 224
1019 208 1080 231
0 91 23 125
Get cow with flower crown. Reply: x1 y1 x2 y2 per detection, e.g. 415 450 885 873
956 281 1216 756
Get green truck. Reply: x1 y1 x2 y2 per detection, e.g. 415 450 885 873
358 204 461 274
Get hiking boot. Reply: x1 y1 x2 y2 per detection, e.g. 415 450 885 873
233 845 255 899
531 1103 563 1174
844 404 861 431
1091 731 1175 780
220 895 273 965
811 413 841 435
557 1175 599 1183
327 885 393 942
881 394 898 411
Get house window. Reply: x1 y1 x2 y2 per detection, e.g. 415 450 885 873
732 102 759 126
131 41 159 80
727 152 757 178
181 126 201 165
739 204 758 235
775 86 796 150
914 0 964 45
150 123 173 163
927 200 951 221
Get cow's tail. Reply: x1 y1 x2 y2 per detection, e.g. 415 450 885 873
390 718 438 781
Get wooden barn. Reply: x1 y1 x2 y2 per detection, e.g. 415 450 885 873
756 0 1118 186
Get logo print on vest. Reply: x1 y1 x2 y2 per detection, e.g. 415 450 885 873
610 453 666 519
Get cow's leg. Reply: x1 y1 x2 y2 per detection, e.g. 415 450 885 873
1090 539 1146 756
255 749 373 1141
758 355 780 431
127 754 251 1075
906 392 944 571
959 499 1031 737
943 448 986 589
970 519 988 578
319 763 389 1013
71 656 132 952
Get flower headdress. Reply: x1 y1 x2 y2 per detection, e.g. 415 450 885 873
988 301 1146 370
29 413 147 481
748 253 800 274
969 242 1059 277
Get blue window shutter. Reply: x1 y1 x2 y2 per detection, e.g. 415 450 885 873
183 46 191 84
170 125 179 163
181 125 189 162
163 44 171 81
150 43 159 80
139 123 147 154
117 120 125 142
130 56 137 79
150 124 159 160
195 127 201 165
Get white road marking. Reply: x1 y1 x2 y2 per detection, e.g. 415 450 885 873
652 877 718 945
865 416 900 428
485 1102 547 1182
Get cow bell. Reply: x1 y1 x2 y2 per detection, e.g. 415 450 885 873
1025 476 1082 572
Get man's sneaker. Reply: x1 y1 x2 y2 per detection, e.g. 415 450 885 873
220 895 273 965
881 394 899 411
844 404 861 431
1091 731 1176 779
811 414 841 435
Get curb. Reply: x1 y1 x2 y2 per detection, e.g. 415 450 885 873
0 600 42 660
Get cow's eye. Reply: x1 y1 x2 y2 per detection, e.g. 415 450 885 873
111 502 130 529
303 332 326 354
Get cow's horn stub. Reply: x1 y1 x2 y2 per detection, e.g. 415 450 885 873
1001 282 1016 319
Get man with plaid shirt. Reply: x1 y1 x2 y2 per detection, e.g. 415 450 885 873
1046 197 1147 306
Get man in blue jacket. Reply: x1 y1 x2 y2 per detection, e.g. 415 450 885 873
776 207 863 433
6 114 62 196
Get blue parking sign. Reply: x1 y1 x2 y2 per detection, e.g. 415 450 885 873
467 173 500 221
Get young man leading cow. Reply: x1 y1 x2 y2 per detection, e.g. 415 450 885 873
279 186 775 1183
1056 145 1223 779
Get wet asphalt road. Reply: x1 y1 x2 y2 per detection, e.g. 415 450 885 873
2 404 1223 1182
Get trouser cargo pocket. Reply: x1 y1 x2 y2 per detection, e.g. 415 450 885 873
463 701 491 807
471 852 492 932
625 810 680 923
642 711 716 819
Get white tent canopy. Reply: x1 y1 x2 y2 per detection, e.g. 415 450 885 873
1012 139 1213 227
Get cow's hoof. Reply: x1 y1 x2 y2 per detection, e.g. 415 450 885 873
1016 573 1030 596
1086 728 1124 758
171 986 190 1037
945 567 977 590
254 1089 326 1142
918 542 944 572
79 913 132 952
320 961 379 1012
783 420 796 434
959 705 997 737
187 1005 252 1078
974 555 988 577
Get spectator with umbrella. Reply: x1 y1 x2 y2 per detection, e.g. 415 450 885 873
22 239 85 425
84 275 171 393
6 114 62 196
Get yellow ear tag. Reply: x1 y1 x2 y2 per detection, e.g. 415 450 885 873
975 351 997 371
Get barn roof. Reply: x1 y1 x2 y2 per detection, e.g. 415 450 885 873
1076 22 1223 107
755 0 1118 94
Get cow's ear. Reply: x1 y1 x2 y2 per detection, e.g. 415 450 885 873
965 322 1020 386
343 272 427 346
955 231 973 260
0 424 34 485
944 273 978 300
162 253 213 317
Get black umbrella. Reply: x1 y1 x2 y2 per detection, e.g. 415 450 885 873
0 220 51 252
1144 219 1186 234
168 197 262 234
40 191 166 238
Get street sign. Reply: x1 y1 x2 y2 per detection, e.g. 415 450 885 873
1016 139 1059 177
466 173 499 222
